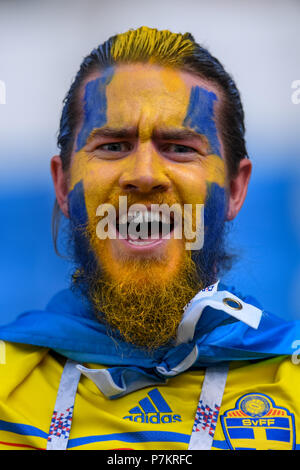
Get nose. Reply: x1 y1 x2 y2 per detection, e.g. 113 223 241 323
118 144 171 194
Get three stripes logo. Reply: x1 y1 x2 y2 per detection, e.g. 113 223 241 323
123 388 182 424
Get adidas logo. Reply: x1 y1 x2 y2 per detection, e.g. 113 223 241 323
123 388 182 424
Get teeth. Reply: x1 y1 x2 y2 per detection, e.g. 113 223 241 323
128 239 156 246
119 213 128 224
160 212 171 224
127 210 142 222
119 210 171 224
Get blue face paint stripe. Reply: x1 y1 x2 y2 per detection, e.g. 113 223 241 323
67 180 98 272
68 180 88 226
76 67 114 151
203 182 227 250
184 86 220 156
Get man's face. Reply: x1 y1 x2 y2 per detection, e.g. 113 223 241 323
69 64 227 278
59 63 231 349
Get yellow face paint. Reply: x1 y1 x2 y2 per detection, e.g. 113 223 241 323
68 63 227 288
105 65 190 141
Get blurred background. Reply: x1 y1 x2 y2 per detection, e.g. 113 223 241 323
0 0 299 324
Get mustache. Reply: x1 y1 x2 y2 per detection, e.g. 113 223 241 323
99 188 184 214
93 189 187 242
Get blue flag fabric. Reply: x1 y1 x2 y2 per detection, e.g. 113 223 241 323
0 283 299 398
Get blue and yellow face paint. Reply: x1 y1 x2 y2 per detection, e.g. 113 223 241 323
182 82 227 253
76 68 114 152
67 63 227 281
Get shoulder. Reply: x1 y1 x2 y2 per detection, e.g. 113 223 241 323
0 341 49 400
228 355 300 398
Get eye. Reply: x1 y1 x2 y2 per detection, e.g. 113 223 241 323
160 143 199 161
96 142 132 152
165 144 196 153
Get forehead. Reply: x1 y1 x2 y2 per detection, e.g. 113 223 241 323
75 63 223 156
79 63 222 125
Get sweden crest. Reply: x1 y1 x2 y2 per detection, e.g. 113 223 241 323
221 393 295 450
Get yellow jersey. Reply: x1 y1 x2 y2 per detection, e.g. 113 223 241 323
0 341 299 450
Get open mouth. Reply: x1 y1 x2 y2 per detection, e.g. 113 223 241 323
115 209 175 246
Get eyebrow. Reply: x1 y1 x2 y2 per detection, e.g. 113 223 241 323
86 126 204 143
87 127 138 142
154 128 204 141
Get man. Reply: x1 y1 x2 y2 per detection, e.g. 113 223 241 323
0 26 299 451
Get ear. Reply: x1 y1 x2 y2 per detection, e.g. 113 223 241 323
51 155 69 218
226 158 252 220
